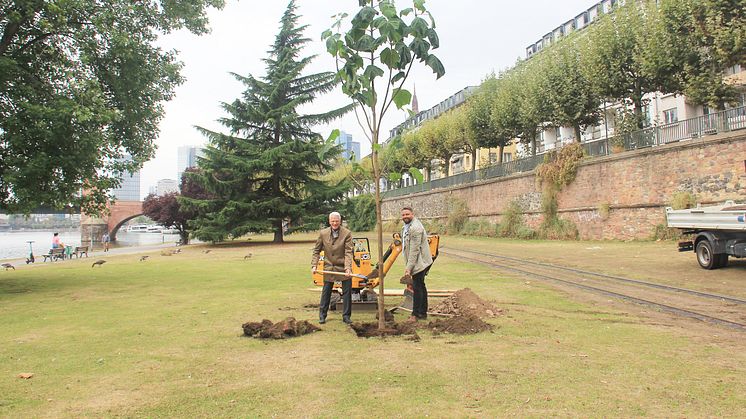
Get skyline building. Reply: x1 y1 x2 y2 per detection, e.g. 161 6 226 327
110 154 141 201
336 131 361 162
156 179 179 196
177 145 205 181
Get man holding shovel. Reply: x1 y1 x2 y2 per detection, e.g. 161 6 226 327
311 212 353 324
401 207 433 321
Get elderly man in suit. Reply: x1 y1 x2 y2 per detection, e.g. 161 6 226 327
401 206 434 321
311 212 353 324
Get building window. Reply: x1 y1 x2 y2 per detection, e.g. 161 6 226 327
663 108 678 124
489 152 497 164
503 153 512 163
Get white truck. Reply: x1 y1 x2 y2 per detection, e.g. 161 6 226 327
666 200 746 269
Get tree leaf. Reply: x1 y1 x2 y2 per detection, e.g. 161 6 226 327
427 28 439 49
379 1 397 19
364 65 385 80
327 129 341 143
408 167 424 183
380 48 400 68
414 0 426 13
426 54 445 79
351 6 377 28
393 88 412 109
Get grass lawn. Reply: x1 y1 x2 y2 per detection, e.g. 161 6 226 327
1 234 744 417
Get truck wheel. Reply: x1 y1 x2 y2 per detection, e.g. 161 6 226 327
696 239 719 270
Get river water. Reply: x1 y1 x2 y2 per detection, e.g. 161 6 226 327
0 230 180 260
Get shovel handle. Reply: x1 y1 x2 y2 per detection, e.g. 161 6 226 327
316 270 367 280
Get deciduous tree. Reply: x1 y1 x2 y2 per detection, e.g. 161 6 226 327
0 0 224 214
324 0 445 328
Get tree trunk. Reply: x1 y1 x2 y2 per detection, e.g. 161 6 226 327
371 133 386 331
179 229 190 245
633 81 644 129
273 219 284 243
531 129 537 156
471 149 477 171
498 145 504 164
574 124 582 143
443 156 450 177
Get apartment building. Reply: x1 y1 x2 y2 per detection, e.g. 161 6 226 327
524 1 745 154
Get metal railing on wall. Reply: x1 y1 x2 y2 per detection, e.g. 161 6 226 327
382 105 746 198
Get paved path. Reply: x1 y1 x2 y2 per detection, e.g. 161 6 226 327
1 242 183 270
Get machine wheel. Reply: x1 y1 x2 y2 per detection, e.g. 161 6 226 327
329 292 341 310
696 239 719 270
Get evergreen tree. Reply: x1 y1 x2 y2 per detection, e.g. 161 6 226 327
184 1 351 243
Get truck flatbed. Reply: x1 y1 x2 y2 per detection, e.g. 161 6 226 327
666 201 746 231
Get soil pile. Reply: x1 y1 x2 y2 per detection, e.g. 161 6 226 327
427 315 493 335
430 288 502 318
242 317 320 339
350 321 418 339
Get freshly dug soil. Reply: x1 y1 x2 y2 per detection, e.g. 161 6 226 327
242 317 320 339
430 288 502 318
427 315 493 335
350 321 419 339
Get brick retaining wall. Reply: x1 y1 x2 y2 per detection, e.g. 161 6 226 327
382 131 746 240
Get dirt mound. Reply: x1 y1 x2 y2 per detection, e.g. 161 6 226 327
242 317 320 339
350 321 419 339
430 288 502 318
427 315 493 335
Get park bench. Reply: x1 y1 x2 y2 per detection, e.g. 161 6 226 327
72 246 89 258
42 248 65 262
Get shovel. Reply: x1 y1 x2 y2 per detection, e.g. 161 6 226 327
315 270 368 280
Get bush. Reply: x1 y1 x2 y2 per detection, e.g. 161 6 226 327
446 198 469 234
461 219 496 237
422 219 446 234
383 219 401 233
539 217 579 240
671 191 697 210
498 200 528 238
651 222 683 241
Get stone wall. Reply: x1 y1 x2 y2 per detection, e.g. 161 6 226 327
382 131 746 240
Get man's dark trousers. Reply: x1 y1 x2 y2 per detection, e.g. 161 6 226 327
319 279 352 320
412 270 428 319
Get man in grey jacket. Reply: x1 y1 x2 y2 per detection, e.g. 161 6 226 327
401 207 433 320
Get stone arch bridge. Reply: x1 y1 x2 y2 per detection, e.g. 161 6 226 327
81 200 143 244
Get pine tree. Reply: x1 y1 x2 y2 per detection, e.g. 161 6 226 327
184 1 351 243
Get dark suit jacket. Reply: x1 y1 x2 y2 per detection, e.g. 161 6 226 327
311 226 353 282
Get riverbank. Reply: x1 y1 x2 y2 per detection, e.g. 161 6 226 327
0 230 180 262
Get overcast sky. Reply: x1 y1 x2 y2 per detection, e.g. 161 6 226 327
141 0 596 196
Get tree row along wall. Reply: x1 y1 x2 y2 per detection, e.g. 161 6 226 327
382 131 746 240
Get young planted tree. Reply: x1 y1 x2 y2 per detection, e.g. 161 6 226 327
0 0 224 214
187 1 351 243
324 0 445 329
